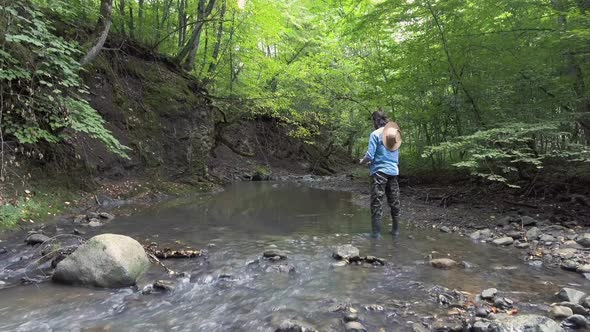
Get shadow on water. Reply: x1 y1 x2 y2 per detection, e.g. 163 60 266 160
0 182 588 331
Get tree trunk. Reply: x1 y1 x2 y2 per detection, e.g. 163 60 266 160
206 0 227 78
129 6 135 38
118 0 126 35
178 0 187 47
81 0 113 66
176 0 216 70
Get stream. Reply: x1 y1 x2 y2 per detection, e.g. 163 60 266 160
0 182 589 331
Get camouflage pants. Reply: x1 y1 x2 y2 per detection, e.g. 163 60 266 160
371 172 400 236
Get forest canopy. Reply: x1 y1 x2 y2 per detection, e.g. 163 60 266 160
1 0 590 186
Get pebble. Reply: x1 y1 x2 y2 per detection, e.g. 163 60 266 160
344 321 366 332
561 260 579 271
153 280 175 292
494 297 513 310
481 288 497 300
521 216 537 226
492 237 514 246
440 226 452 233
476 308 490 318
549 305 573 319
429 258 459 269
526 227 541 240
539 234 557 242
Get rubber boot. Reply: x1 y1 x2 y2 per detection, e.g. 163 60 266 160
390 216 400 236
371 217 382 238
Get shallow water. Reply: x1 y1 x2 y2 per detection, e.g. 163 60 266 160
0 182 588 331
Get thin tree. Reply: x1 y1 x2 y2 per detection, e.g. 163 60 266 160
81 0 113 66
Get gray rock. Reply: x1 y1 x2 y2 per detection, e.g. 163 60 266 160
583 296 590 309
412 322 430 332
98 212 115 220
561 260 579 271
272 264 296 274
343 312 358 322
555 248 577 259
25 233 50 246
562 314 589 329
473 321 491 332
430 258 459 269
492 237 514 246
505 231 522 239
73 215 87 223
0 247 6 255
521 216 537 226
52 234 150 288
526 227 541 240
576 264 590 273
496 216 512 226
494 297 513 310
470 229 492 241
332 245 359 260
562 240 583 249
576 233 590 248
276 320 318 332
476 308 490 317
515 241 530 249
539 234 557 242
440 226 452 233
344 322 366 332
481 288 498 300
559 302 589 315
263 248 288 259
557 288 587 304
153 279 175 292
488 314 563 332
87 220 103 227
549 305 573 319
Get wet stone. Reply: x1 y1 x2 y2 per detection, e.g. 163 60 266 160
549 305 573 319
557 288 587 304
87 220 103 227
492 237 514 246
276 319 318 332
430 258 459 269
521 216 537 226
472 320 491 332
344 321 366 332
559 302 589 316
481 288 497 300
514 241 530 249
0 247 7 255
98 212 115 220
526 227 541 240
476 307 490 318
505 231 522 239
331 261 348 268
561 260 579 272
73 215 87 223
576 233 590 248
271 264 296 274
153 280 175 292
577 264 590 273
494 297 513 310
440 226 452 233
539 234 557 242
263 248 288 259
562 314 589 329
25 233 50 246
343 311 358 322
333 245 359 260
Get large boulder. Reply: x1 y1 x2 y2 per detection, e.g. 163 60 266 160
53 234 150 288
488 314 563 332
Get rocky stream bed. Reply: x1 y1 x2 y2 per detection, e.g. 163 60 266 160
0 179 589 331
